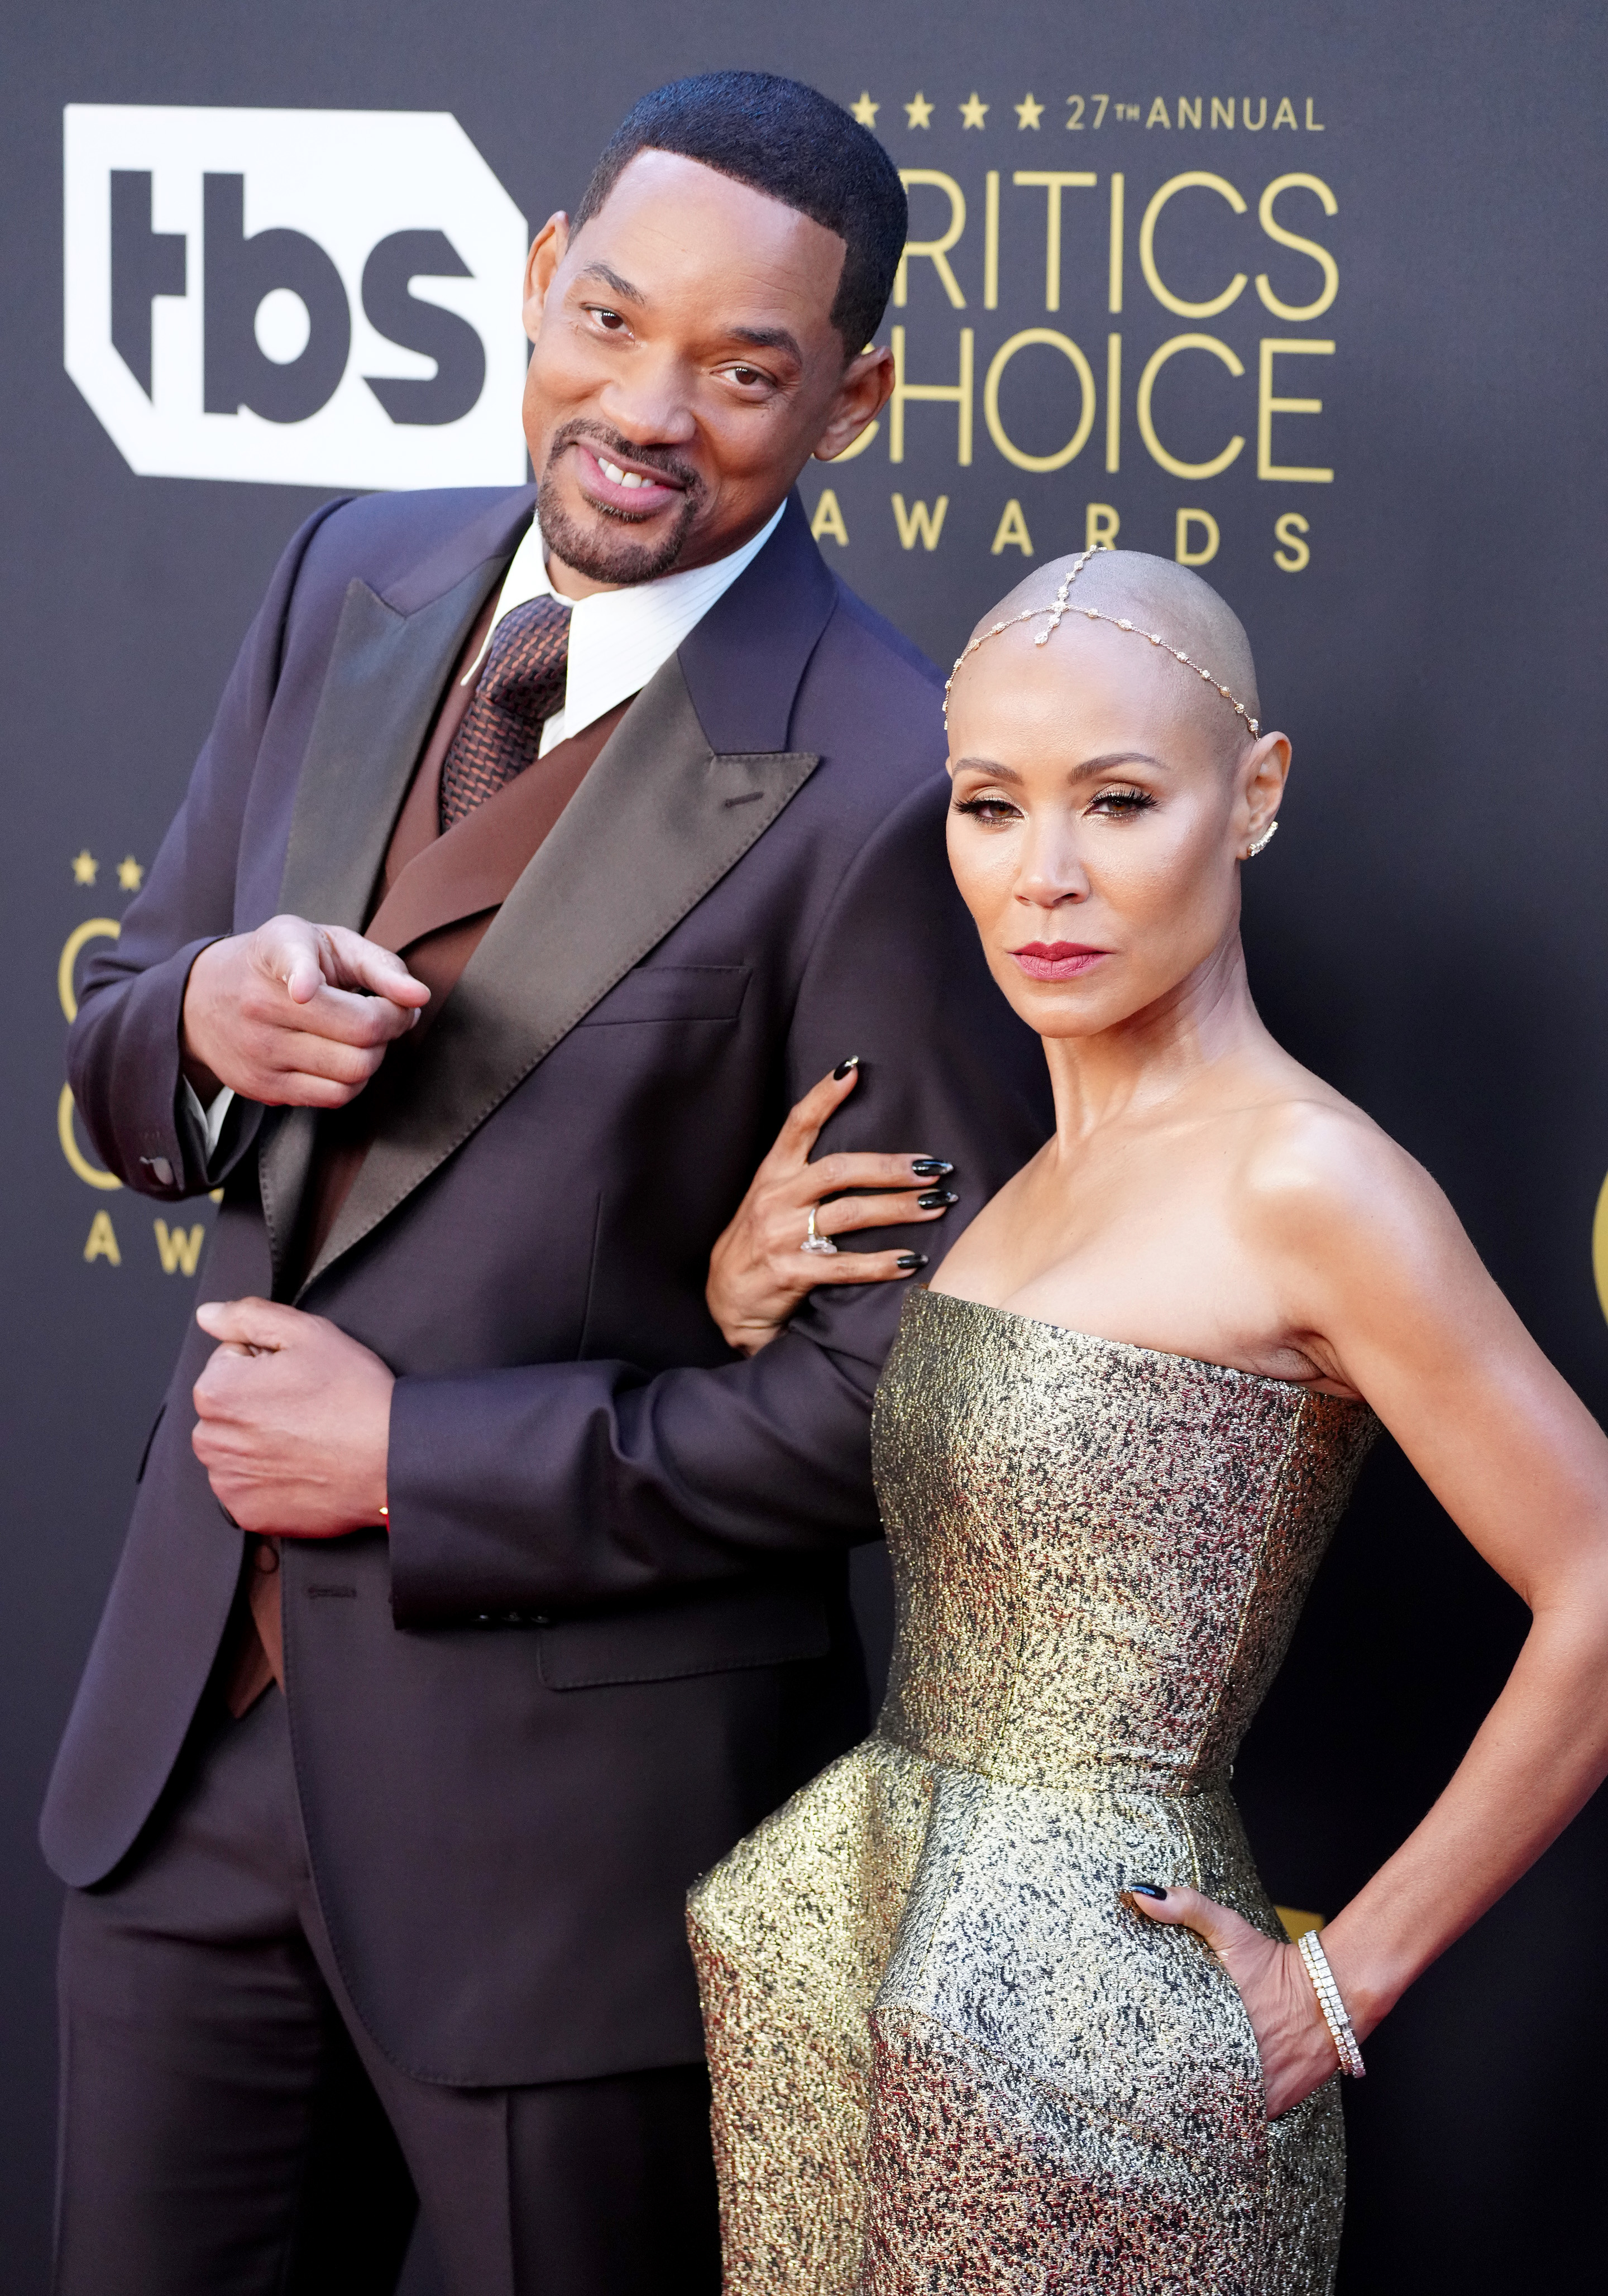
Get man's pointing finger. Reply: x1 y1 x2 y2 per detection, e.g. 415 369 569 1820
322 926 432 1009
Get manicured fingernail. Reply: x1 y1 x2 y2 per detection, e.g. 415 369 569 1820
832 1055 860 1080
1128 1883 1168 1900
896 1253 929 1272
916 1189 958 1210
911 1158 954 1178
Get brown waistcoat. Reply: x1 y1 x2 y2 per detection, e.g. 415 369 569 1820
226 609 635 1715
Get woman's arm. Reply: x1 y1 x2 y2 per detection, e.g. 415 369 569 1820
1136 1108 1608 2113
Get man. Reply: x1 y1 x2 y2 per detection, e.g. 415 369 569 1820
47 72 1051 2296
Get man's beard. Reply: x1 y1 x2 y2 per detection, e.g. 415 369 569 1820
537 423 702 586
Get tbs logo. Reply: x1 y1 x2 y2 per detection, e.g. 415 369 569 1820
64 106 529 489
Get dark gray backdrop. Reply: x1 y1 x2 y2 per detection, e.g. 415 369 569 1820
6 3 1606 2287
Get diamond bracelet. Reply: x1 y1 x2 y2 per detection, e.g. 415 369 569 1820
1297 1928 1366 2079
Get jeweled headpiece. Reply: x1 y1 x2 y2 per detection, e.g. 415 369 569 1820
944 546 1261 737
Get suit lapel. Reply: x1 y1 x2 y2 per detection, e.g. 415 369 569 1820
259 542 520 1283
300 655 818 1290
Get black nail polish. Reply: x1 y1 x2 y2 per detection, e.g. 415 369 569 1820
911 1158 954 1179
832 1055 860 1080
916 1189 958 1210
896 1253 929 1272
1128 1883 1168 1900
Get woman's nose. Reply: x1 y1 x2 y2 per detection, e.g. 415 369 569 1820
1016 831 1089 910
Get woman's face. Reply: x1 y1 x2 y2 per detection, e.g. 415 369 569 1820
944 622 1286 1042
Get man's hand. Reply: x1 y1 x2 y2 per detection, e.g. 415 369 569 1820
193 1298 393 1536
181 916 429 1106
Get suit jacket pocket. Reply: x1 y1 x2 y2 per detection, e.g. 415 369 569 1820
537 1578 829 1690
575 964 750 1027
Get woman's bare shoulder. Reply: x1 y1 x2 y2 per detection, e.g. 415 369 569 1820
1226 1066 1461 1266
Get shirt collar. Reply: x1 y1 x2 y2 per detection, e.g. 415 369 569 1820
465 501 788 756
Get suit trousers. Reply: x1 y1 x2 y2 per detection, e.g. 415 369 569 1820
54 1687 721 2296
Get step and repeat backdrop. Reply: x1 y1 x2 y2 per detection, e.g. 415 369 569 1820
5 2 1606 2285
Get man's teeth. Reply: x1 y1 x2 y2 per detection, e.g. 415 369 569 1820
599 457 651 489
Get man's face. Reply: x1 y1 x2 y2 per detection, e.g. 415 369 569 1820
519 150 890 591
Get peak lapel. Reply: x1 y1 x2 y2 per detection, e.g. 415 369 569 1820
300 656 818 1291
260 541 520 1285
677 491 837 753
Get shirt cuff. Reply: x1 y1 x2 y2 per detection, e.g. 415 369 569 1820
182 1079 237 1174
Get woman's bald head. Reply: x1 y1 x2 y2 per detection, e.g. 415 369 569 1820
955 549 1261 766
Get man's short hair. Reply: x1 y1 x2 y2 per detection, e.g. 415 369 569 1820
572 71 908 358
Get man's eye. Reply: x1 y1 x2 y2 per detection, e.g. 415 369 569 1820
591 308 628 332
726 365 769 388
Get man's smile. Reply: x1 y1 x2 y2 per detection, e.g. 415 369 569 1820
568 440 691 518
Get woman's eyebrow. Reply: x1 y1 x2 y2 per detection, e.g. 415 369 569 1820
951 751 1169 784
952 758 1022 781
1068 751 1168 778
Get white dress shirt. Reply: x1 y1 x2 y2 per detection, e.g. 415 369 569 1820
184 501 787 1163
465 499 786 755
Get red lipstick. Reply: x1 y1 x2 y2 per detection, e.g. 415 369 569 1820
1009 942 1111 982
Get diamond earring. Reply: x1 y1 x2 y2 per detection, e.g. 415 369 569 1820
1246 821 1279 859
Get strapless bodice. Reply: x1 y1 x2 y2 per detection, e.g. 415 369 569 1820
870 1288 1377 1794
692 1285 1380 2294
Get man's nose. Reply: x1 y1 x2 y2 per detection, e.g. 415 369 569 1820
595 349 699 449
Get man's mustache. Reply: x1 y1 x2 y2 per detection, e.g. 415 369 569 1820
544 421 702 499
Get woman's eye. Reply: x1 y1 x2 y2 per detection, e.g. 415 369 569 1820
953 794 1022 826
1088 785 1154 818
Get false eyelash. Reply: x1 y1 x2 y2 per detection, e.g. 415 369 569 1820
1090 786 1154 814
952 794 1021 819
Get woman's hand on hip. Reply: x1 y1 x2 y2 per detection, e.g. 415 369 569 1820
706 1062 958 1355
1124 1884 1343 2118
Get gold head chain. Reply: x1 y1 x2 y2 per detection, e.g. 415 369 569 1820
943 546 1261 737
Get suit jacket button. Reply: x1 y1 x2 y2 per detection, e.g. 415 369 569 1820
141 1155 176 1187
532 1614 552 1627
475 1613 492 1625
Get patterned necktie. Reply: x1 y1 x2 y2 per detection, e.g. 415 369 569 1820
438 593 573 830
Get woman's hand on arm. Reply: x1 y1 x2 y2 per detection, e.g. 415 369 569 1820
705 1062 959 1355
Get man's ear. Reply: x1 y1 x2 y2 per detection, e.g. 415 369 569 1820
521 212 570 346
812 345 896 463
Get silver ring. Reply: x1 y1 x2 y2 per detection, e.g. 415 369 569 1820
801 1206 838 1257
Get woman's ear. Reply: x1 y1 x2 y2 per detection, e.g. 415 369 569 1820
521 213 570 345
1238 730 1292 856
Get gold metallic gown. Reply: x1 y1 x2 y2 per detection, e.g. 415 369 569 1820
688 1289 1378 2294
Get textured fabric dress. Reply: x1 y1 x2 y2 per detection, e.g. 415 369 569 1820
688 1288 1378 2294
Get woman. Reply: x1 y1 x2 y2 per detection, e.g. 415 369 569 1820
686 548 1608 2293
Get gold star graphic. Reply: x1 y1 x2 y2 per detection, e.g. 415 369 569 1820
960 92 989 130
1016 92 1045 129
851 91 879 128
71 849 98 886
117 855 145 892
904 92 934 129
